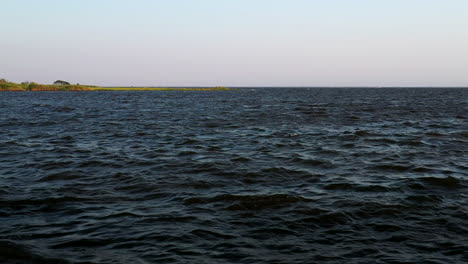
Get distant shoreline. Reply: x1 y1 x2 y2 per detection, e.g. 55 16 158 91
90 87 233 91
0 80 232 91
1 80 465 91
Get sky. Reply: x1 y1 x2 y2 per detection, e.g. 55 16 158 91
1 0 468 87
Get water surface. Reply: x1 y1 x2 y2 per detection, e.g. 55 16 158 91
0 88 467 263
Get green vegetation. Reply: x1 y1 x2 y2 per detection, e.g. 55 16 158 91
53 80 71 85
0 79 232 91
0 80 93 91
89 87 232 91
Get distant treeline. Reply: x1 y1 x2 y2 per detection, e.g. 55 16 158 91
0 79 93 91
0 78 231 91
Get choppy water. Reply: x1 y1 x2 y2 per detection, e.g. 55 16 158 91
0 88 467 264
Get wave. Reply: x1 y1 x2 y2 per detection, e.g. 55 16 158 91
0 240 69 264
184 193 309 210
2 88 467 263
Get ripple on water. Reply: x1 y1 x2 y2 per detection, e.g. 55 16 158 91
1 88 467 263
184 193 310 211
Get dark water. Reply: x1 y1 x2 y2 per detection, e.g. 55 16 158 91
0 88 467 264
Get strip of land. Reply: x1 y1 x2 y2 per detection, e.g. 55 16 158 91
90 87 232 91
0 80 231 91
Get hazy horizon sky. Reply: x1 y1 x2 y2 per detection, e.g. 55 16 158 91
2 0 468 87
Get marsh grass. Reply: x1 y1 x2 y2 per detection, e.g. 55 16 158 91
89 87 232 91
0 81 93 91
0 80 232 91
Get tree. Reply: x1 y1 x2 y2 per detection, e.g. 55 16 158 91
0 78 7 84
53 80 70 85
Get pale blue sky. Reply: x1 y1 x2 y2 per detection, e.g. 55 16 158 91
1 0 468 86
